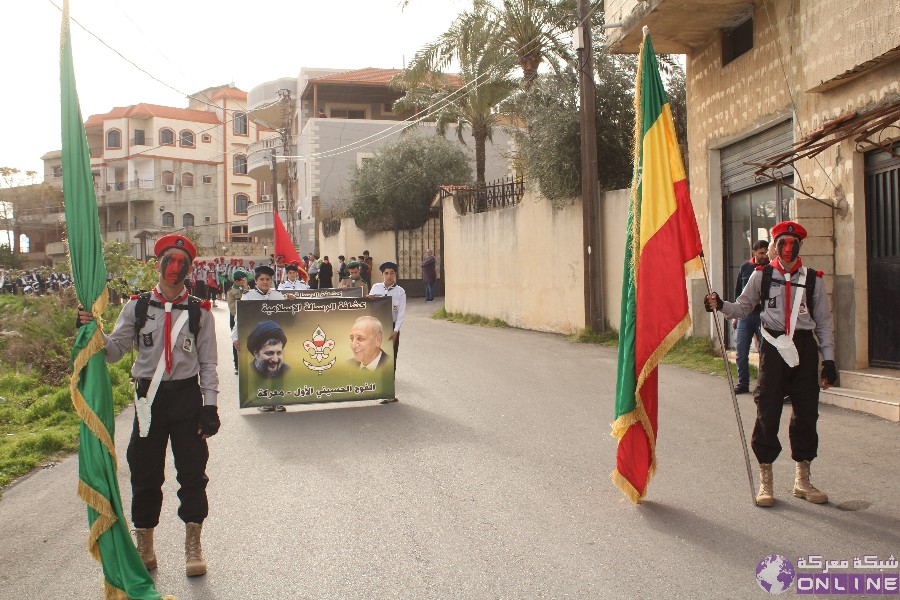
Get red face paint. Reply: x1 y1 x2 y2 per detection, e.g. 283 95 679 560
160 252 189 285
777 236 799 262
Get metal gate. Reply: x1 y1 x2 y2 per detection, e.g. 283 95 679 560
396 209 443 298
865 145 900 369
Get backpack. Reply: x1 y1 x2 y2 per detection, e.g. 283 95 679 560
132 292 203 338
758 264 818 315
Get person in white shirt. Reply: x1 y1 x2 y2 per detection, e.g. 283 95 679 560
369 261 406 390
276 263 309 297
231 264 287 412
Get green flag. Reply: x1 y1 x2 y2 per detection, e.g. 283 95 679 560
60 2 173 598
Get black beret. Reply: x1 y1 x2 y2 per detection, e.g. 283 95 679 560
247 320 287 354
285 263 299 273
254 265 276 278
379 261 398 272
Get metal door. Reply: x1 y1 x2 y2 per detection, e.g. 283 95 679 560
865 146 900 369
396 210 443 298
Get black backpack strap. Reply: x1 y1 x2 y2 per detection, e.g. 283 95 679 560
759 264 773 303
188 295 201 336
805 267 817 315
133 292 152 334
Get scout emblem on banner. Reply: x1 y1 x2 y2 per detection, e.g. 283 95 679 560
303 326 336 372
236 297 395 407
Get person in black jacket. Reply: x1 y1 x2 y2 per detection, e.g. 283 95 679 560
732 239 769 394
318 256 334 288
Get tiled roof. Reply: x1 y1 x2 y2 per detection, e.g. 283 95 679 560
210 87 248 101
84 103 221 128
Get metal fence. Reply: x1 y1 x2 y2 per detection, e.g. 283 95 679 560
440 176 524 215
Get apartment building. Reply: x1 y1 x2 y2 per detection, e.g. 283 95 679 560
246 67 514 256
39 85 268 260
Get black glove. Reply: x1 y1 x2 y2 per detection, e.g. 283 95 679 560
703 292 723 313
198 405 220 437
821 360 837 386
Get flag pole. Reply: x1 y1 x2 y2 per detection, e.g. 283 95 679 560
699 252 757 506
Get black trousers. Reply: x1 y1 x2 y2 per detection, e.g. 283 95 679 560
752 329 820 464
127 378 209 528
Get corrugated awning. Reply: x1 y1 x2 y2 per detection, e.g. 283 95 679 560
745 98 900 205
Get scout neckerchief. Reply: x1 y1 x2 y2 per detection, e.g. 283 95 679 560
136 307 190 437
771 257 803 335
152 286 190 373
760 263 807 368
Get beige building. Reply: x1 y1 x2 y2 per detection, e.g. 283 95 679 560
246 67 515 256
606 0 900 419
40 85 269 260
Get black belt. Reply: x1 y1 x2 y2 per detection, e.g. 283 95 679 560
764 327 814 338
136 376 198 391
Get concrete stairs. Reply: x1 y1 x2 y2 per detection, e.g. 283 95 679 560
820 368 900 422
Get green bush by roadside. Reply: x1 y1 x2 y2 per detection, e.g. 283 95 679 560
0 294 133 492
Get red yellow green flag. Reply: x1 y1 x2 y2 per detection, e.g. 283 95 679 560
61 2 174 597
612 31 703 503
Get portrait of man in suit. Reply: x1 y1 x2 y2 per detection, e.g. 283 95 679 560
348 315 392 371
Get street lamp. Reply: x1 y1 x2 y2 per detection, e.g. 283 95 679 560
263 245 267 257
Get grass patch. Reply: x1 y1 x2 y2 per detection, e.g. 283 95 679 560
432 306 510 328
0 295 132 494
435 309 755 381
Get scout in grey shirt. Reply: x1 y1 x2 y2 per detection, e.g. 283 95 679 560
705 221 836 509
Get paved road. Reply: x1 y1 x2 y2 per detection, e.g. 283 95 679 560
1 300 898 599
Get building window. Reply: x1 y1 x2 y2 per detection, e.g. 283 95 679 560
162 171 175 186
52 165 63 178
234 113 248 136
231 224 250 242
106 129 122 149
722 17 753 66
183 213 195 227
179 130 195 148
182 173 194 187
202 174 213 184
161 212 174 227
132 129 146 145
234 193 250 214
202 134 212 143
329 108 366 119
234 154 248 175
159 128 175 146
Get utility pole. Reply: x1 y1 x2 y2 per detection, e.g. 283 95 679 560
275 89 296 248
577 0 604 332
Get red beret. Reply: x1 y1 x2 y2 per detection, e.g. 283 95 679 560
154 234 197 260
771 221 807 240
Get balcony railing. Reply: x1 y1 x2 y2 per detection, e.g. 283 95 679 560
130 137 154 147
247 200 287 216
89 146 102 158
105 179 156 192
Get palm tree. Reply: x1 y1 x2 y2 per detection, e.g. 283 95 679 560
477 0 573 90
393 9 518 186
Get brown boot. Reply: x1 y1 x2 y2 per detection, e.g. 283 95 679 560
756 463 775 507
185 522 207 577
793 460 828 504
134 527 157 571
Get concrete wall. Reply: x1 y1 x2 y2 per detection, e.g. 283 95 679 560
317 222 398 274
599 189 631 332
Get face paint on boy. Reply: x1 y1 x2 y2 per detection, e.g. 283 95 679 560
776 236 800 262
160 252 190 285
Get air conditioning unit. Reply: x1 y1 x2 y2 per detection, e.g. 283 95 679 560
260 194 271 202
165 185 176 192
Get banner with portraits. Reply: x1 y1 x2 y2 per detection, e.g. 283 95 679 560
236 296 395 408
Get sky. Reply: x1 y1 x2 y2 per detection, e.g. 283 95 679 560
0 0 472 180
